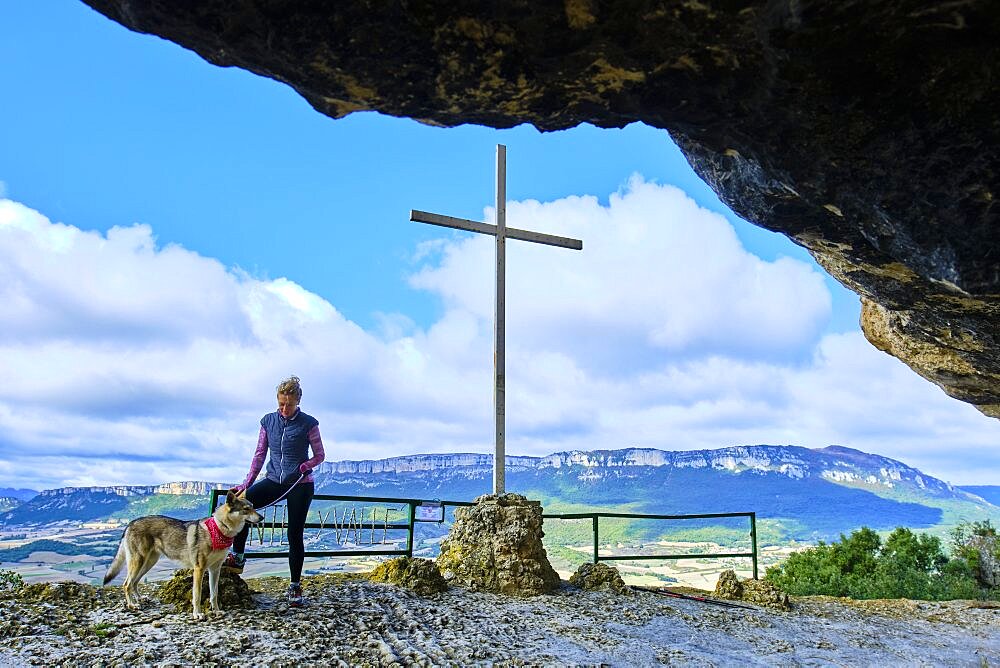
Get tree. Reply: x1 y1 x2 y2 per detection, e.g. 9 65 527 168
951 520 999 589
765 525 992 601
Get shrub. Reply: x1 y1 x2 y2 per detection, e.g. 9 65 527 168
0 569 24 593
765 526 992 601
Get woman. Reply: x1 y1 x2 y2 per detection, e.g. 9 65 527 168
226 375 325 607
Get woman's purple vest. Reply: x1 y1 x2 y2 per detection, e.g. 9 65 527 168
261 409 318 485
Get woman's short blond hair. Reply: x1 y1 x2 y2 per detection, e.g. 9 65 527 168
276 375 303 400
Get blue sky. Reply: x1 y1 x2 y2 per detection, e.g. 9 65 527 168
1 1 998 490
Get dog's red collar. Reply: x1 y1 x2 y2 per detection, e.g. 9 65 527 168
205 517 234 551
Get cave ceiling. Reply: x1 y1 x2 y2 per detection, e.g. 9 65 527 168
81 0 1000 418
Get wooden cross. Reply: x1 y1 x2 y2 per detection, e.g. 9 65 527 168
410 145 583 495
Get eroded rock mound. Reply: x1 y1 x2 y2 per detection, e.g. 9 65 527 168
714 570 790 610
18 581 103 607
156 569 254 612
569 562 632 596
369 556 448 596
437 493 561 596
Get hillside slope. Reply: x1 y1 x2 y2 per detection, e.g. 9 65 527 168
3 446 996 543
316 445 998 542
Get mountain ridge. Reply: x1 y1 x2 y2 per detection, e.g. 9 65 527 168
2 446 996 541
319 445 971 502
960 485 1000 507
0 488 38 502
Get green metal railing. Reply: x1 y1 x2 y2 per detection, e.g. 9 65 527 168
210 491 758 578
542 510 759 579
208 490 471 559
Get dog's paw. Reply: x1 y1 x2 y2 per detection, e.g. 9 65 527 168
192 611 207 622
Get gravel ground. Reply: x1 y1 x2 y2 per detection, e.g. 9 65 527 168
0 575 998 666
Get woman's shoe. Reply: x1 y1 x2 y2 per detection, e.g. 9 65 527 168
287 582 304 607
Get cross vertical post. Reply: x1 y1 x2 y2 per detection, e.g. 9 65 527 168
494 145 507 495
410 144 582 495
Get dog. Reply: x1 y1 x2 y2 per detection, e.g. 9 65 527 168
103 489 262 619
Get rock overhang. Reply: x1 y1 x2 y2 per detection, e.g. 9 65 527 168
79 0 1000 417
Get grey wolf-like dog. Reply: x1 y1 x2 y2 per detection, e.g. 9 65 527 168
103 490 262 619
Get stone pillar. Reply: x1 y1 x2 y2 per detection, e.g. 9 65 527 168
436 493 561 596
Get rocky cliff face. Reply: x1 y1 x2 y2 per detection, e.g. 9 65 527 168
78 0 1000 418
327 453 538 475
0 497 20 513
38 481 228 499
21 447 964 504
322 445 964 499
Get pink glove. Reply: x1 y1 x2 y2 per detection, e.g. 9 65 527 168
298 463 312 475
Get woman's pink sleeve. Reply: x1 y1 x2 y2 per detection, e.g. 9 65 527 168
241 427 269 487
302 426 326 474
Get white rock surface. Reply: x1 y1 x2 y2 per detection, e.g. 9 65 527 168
0 576 997 666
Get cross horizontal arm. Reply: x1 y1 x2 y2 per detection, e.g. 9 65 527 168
410 209 496 237
411 209 582 250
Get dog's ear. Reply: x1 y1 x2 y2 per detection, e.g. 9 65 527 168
225 489 236 505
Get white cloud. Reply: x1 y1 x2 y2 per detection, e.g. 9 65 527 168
410 177 832 372
1 185 998 492
0 203 251 345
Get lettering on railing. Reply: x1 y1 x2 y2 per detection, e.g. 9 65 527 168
248 504 408 547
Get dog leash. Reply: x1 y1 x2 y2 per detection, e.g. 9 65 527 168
255 472 307 510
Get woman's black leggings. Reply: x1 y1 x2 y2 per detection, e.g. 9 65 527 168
233 479 314 583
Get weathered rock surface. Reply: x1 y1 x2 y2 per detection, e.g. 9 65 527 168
155 568 254 613
2 575 998 665
715 568 791 610
569 561 632 595
368 556 448 595
80 0 1000 416
437 493 561 596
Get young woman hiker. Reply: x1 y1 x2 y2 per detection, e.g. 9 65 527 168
226 376 325 607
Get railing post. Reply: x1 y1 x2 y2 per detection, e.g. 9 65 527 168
208 489 220 516
750 511 759 579
592 515 599 564
405 502 416 558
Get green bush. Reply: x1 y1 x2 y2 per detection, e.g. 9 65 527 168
0 569 24 593
765 525 994 601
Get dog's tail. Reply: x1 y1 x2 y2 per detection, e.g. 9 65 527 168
102 528 128 586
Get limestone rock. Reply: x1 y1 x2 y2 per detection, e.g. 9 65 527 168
569 562 632 596
714 570 742 600
156 568 254 612
968 534 1000 589
79 0 1000 419
714 569 790 610
0 576 995 664
369 556 448 596
436 493 561 596
18 581 101 606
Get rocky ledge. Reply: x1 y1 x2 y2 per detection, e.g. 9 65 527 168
78 1 1000 418
1 575 997 666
